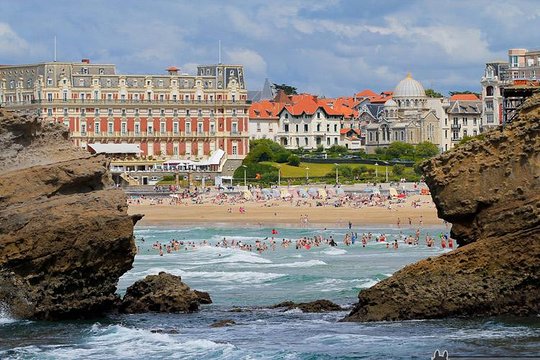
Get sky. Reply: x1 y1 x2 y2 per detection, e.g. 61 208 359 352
1 0 539 97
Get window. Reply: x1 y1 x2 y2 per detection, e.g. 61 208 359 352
210 122 215 134
95 122 100 133
232 144 238 155
510 55 519 68
473 130 478 136
135 123 140 134
135 109 139 116
107 93 113 100
81 123 86 134
486 86 494 97
99 68 104 75
108 122 113 134
108 108 113 116
463 118 468 126
47 93 53 101
47 108 52 116
473 118 477 126
158 80 164 87
463 129 468 137
304 124 309 132
172 94 177 101
197 122 203 134
81 108 86 116
487 114 494 123
445 129 448 139
173 122 179 134
295 124 299 132
160 109 165 117
64 108 68 116
232 122 238 134
47 78 53 86
173 109 178 117
334 124 338 132
186 122 191 134
79 79 85 86
148 108 152 116
121 122 127 135
305 137 308 146
284 124 289 132
198 109 203 117
160 122 166 133
159 94 164 102
82 67 88 74
257 123 261 132
186 109 190 117
147 123 153 134
106 79 111 87
95 108 99 117
121 109 126 116
317 112 320 119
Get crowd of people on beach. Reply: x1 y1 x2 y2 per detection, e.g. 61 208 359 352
138 226 453 257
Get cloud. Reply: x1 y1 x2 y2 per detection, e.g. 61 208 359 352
225 48 267 78
0 22 29 55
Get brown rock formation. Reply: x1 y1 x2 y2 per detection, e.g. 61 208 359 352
0 108 141 320
271 299 343 312
343 94 540 322
120 272 212 313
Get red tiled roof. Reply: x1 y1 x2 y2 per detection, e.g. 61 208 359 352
450 94 480 101
340 128 360 135
249 100 282 119
355 89 378 98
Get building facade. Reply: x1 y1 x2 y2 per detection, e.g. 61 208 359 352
0 60 250 164
446 94 482 146
363 74 443 154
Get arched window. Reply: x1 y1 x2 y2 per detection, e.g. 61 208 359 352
406 99 410 107
415 99 418 107
486 86 494 97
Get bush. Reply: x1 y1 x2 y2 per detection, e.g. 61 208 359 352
414 159 425 175
287 154 301 166
392 164 405 176
274 151 291 163
245 143 273 163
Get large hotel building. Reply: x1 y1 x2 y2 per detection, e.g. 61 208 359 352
0 59 249 177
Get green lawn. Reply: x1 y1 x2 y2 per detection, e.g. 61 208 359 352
260 161 402 178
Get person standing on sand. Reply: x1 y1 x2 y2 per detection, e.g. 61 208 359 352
348 221 352 229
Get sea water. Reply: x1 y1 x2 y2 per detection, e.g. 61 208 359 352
1 226 539 359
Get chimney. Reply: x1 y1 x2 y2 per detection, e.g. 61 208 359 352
81 59 90 64
167 66 179 75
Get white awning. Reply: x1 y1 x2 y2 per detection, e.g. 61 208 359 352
88 143 142 154
198 149 225 166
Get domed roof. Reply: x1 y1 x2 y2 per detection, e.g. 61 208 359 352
384 98 398 107
393 73 425 98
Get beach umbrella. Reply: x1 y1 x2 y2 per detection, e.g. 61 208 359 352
308 188 318 197
289 189 298 197
318 189 327 198
336 188 345 197
280 189 291 198
298 189 308 198
389 187 398 197
243 190 252 200
272 189 280 198
327 188 336 197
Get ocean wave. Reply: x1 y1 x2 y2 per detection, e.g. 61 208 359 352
321 248 347 255
266 260 327 268
0 304 17 325
123 267 285 284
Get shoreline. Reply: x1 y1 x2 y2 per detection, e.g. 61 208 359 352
128 194 444 228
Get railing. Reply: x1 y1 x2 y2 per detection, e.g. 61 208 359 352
17 99 251 106
450 124 461 130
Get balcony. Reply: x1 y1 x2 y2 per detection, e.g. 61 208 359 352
451 124 461 130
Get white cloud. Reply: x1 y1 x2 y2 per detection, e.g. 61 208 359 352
0 22 29 55
225 48 267 76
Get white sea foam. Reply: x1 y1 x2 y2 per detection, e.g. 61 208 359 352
321 248 347 255
267 260 327 268
124 267 285 284
0 304 16 325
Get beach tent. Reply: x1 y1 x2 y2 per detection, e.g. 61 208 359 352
261 189 273 199
318 189 327 198
280 189 292 198
243 190 253 200
336 188 345 197
308 188 318 197
271 189 280 198
327 188 336 197
289 189 298 197
298 189 308 198
389 187 398 197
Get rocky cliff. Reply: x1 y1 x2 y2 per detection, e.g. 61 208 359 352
0 108 141 320
343 94 540 322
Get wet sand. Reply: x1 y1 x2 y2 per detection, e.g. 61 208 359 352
128 195 443 228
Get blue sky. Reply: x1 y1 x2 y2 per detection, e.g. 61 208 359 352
1 0 538 97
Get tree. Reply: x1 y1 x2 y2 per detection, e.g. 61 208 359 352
415 141 439 159
449 90 481 98
327 145 348 155
385 142 415 159
245 143 273 163
273 83 298 95
392 164 405 176
287 154 300 166
425 88 443 98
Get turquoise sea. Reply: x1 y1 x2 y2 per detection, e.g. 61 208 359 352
1 225 539 359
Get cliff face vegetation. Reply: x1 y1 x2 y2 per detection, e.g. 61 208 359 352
0 109 141 320
343 94 540 322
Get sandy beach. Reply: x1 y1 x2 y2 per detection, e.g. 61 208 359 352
128 194 443 228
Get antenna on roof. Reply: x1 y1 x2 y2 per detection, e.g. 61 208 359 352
218 40 222 64
54 36 57 62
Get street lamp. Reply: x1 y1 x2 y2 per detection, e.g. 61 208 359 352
242 165 247 187
385 164 388 183
334 163 339 185
277 165 281 187
305 166 309 183
375 162 378 180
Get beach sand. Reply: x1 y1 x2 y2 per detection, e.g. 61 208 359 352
128 195 443 228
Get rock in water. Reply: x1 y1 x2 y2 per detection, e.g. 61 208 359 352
343 94 540 322
0 109 141 320
120 272 212 313
271 299 343 312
